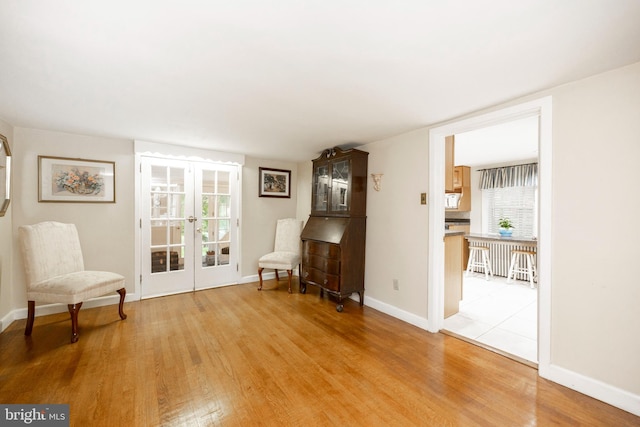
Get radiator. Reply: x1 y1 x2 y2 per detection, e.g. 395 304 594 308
468 239 537 280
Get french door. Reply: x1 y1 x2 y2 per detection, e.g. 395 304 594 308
140 157 239 299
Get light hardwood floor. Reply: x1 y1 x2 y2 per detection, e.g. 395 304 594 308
1 279 637 426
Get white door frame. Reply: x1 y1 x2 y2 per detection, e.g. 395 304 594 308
427 96 552 374
133 140 245 300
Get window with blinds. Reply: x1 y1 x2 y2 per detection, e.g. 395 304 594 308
483 186 537 238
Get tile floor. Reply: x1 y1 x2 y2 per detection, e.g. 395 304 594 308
443 273 538 363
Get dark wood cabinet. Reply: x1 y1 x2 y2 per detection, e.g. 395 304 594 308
301 147 368 311
310 147 368 218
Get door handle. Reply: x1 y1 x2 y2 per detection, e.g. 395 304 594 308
188 216 197 223
196 228 201 233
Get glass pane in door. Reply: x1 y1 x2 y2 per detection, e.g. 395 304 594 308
149 165 186 273
331 159 349 212
200 170 232 267
313 164 329 212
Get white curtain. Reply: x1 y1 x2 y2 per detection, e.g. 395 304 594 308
479 163 537 189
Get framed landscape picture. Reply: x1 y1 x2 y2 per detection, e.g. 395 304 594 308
38 156 116 203
259 167 291 198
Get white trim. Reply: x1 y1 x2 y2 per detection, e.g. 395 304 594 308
424 97 640 418
536 97 553 373
364 296 430 330
134 140 245 165
134 152 142 298
427 96 552 360
0 294 139 333
134 142 244 301
427 136 445 332
544 364 640 416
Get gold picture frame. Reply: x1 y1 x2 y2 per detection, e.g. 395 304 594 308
38 156 116 203
0 134 11 216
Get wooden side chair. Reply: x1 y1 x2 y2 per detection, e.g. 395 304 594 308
257 218 303 294
18 221 127 343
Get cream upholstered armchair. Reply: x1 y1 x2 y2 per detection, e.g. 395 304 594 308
257 218 303 294
18 221 127 343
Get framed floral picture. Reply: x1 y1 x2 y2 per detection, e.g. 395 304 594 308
38 156 115 203
259 167 291 198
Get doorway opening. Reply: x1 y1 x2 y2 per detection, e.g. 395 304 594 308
444 117 539 364
427 97 552 371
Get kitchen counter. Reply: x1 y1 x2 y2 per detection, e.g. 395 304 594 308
465 233 537 245
445 229 466 237
445 219 470 224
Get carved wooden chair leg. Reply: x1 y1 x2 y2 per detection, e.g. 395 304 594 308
258 267 264 290
68 302 83 343
24 300 35 336
117 288 127 320
287 270 293 294
275 270 280 281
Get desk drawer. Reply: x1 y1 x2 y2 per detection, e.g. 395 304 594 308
305 254 340 275
305 241 340 259
302 267 340 292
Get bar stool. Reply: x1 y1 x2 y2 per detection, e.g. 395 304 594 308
466 246 493 280
507 249 537 288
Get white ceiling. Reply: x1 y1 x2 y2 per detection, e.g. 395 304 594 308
455 115 539 167
1 1 639 162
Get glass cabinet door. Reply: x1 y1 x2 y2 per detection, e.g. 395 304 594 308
312 162 330 213
330 159 350 213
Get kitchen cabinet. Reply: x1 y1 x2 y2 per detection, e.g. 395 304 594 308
453 165 470 189
445 136 455 192
302 147 369 312
444 233 464 318
446 165 471 212
447 224 470 268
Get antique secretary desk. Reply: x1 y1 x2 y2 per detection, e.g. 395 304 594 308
300 147 368 312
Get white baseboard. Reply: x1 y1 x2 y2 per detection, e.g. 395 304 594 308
0 293 138 334
362 295 430 331
540 363 640 417
0 311 16 334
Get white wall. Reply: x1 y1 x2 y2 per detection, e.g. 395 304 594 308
296 160 312 222
550 62 640 394
362 128 430 323
359 61 640 410
240 156 300 279
0 119 14 326
10 128 136 312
